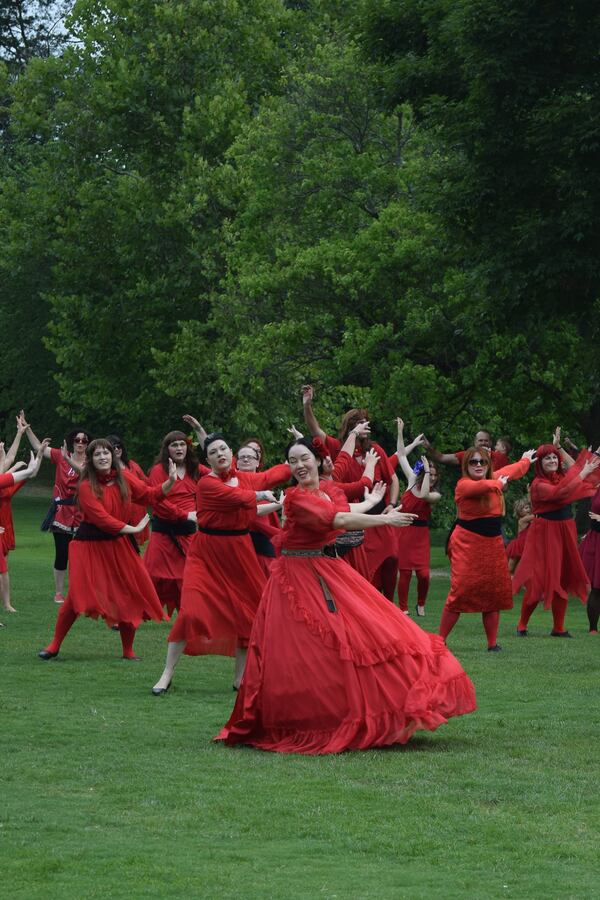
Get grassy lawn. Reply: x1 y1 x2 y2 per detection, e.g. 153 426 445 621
1 492 597 899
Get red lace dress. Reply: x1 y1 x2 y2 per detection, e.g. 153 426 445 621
216 480 476 755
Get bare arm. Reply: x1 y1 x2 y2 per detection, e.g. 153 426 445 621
10 442 49 483
333 508 418 531
2 415 27 471
301 385 326 440
182 414 207 449
22 411 52 460
395 418 417 485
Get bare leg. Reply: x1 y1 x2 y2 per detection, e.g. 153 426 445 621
53 568 67 600
0 572 16 613
234 648 248 690
153 640 184 691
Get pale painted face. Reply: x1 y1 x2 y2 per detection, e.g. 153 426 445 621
541 453 559 474
207 440 233 474
237 447 260 472
288 444 320 487
168 440 188 463
92 444 113 472
467 454 488 481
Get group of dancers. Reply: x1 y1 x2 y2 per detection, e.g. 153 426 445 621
1 390 599 755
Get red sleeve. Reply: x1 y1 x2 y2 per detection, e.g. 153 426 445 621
336 475 372 500
332 450 353 481
78 483 125 534
493 458 530 481
455 450 465 463
455 478 503 501
532 451 600 504
198 476 257 511
388 452 398 469
147 465 189 521
122 470 164 506
243 464 291 490
0 474 15 490
285 488 339 530
491 451 509 469
49 448 62 467
324 434 342 460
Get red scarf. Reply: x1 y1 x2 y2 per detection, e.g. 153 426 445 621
97 468 118 485
534 444 563 485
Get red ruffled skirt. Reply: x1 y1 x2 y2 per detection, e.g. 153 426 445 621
216 556 476 754
144 532 194 615
445 527 513 613
512 519 588 606
397 526 430 571
67 537 165 627
580 531 600 589
168 532 266 657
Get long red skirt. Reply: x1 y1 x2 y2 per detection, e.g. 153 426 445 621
397 526 430 571
343 544 371 580
364 525 397 580
67 538 165 627
513 519 588 607
144 532 194 616
446 527 513 613
216 556 476 754
168 532 266 657
580 531 600 589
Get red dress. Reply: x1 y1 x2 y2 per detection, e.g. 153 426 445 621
143 464 203 615
446 459 530 613
67 473 167 627
580 488 600 589
513 451 600 606
331 450 373 579
216 480 476 754
48 448 82 533
0 479 25 572
506 527 529 560
127 459 151 545
169 465 290 657
396 490 432 571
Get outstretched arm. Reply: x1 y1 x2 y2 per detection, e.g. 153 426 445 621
2 414 28 471
22 411 53 460
301 385 326 440
182 414 207 450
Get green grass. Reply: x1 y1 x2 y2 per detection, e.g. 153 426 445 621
1 492 598 899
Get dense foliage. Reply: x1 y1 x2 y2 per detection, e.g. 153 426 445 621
1 0 599 461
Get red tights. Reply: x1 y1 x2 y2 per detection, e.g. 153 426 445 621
371 557 398 602
439 607 500 648
397 568 430 611
45 597 138 657
518 592 569 633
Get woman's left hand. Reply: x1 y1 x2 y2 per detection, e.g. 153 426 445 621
521 449 536 462
364 481 386 506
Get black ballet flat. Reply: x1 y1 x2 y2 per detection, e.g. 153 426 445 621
232 684 239 692
38 649 59 660
487 644 502 652
151 681 171 696
516 629 528 636
550 630 573 638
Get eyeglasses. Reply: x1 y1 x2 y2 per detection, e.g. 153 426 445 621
238 455 257 463
74 437 89 445
468 459 486 467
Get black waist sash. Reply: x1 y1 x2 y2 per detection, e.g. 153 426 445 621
151 516 197 536
74 521 139 553
250 531 276 558
197 526 250 537
411 520 430 528
590 520 600 533
536 505 573 521
456 516 503 537
40 496 76 532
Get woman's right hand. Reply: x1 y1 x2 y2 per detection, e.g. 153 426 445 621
581 456 600 479
383 509 419 528
132 513 150 533
352 421 370 439
589 511 600 522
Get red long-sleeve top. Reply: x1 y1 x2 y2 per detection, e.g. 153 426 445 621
196 464 290 530
77 472 166 534
530 450 600 513
454 459 531 519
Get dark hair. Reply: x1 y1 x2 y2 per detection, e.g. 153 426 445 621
106 433 130 467
286 437 323 485
415 457 440 489
154 430 199 480
496 435 512 454
65 428 93 453
338 408 370 444
461 446 493 480
82 438 129 500
237 445 260 461
204 432 228 460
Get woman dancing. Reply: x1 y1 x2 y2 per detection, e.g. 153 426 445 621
151 433 290 695
38 439 176 661
395 419 440 617
23 411 91 603
216 438 476 755
107 434 151 545
236 444 283 576
580 487 600 633
513 443 600 636
440 447 535 651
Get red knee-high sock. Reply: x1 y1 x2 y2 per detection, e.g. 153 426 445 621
378 557 398 602
119 622 137 658
45 597 78 653
439 607 460 640
416 568 430 605
397 570 412 611
517 592 538 631
551 594 569 633
482 610 500 648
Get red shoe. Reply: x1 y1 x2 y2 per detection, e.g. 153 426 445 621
53 592 65 605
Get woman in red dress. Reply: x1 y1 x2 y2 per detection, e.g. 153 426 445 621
236 444 283 576
23 411 91 603
216 438 476 755
143 431 207 616
394 418 441 617
440 447 535 651
38 439 176 661
107 434 151 546
580 488 600 633
513 444 600 636
0 444 48 621
151 433 291 695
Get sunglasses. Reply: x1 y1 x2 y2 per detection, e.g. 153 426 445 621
468 458 486 467
74 437 89 445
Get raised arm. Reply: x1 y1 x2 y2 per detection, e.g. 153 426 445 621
182 414 208 450
422 435 459 466
22 411 53 460
395 417 417 485
553 426 575 470
2 413 28 471
301 385 326 440
9 442 49 484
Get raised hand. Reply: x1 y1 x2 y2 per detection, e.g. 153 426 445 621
182 414 201 431
364 447 380 466
553 426 561 448
364 481 386 506
521 449 537 462
352 421 371 439
301 384 314 405
396 417 404 432
287 424 304 440
581 456 600 479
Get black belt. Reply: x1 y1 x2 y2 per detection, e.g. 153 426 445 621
74 522 139 553
590 521 600 533
151 516 197 536
456 517 503 537
281 549 326 557
250 531 276 558
411 520 430 528
536 506 573 521
197 526 250 536
40 496 76 532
